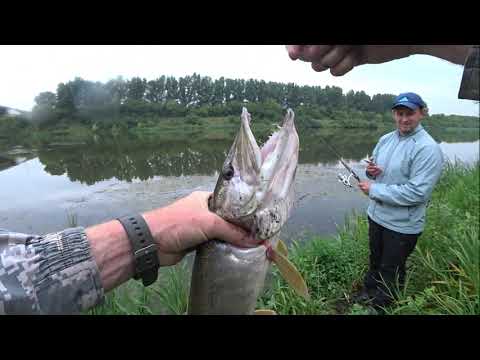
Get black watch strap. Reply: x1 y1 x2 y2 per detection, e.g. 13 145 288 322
117 214 159 286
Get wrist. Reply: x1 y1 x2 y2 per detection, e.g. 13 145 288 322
86 220 135 292
411 45 471 65
141 206 174 254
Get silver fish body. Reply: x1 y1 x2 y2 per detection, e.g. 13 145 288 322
188 239 276 315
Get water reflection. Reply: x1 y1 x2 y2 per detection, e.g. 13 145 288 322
37 140 231 185
34 129 382 184
0 147 37 172
33 127 479 185
0 156 15 172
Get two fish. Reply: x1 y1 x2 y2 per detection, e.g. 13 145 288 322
187 107 309 315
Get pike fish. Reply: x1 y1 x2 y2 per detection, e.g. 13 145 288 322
187 107 308 315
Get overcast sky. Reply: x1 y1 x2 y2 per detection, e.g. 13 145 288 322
1 45 478 116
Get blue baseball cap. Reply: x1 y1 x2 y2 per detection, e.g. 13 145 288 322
392 92 426 111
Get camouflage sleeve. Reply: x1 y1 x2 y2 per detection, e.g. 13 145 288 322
0 227 104 314
458 45 479 100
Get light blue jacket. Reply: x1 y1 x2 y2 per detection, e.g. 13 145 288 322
367 124 444 234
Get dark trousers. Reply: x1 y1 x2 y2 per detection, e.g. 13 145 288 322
364 217 420 307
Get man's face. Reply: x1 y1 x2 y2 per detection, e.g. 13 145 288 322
392 106 424 135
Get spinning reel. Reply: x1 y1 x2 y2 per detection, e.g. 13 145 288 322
337 172 355 188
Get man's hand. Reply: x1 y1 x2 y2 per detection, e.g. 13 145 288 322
366 161 382 178
358 181 372 196
286 45 414 76
285 45 470 76
143 191 257 266
88 191 258 292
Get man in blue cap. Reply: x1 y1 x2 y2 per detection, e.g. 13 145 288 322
352 92 445 311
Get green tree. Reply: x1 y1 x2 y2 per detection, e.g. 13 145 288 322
371 93 396 113
127 77 147 101
177 75 193 106
32 91 58 126
212 77 225 105
232 79 245 102
35 92 57 107
285 83 302 108
224 78 237 102
105 77 128 104
197 76 213 106
244 79 257 102
165 76 179 102
56 82 75 117
146 76 166 103
324 86 343 109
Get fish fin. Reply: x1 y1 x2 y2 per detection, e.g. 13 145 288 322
276 239 288 257
270 249 310 301
254 309 277 315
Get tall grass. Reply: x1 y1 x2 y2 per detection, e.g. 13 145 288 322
257 212 370 314
88 261 190 315
148 261 190 315
385 161 479 315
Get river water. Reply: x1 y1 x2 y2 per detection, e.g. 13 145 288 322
1 127 478 244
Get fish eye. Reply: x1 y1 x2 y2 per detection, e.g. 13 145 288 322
222 164 234 180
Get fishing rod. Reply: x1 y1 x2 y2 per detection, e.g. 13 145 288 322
318 135 362 188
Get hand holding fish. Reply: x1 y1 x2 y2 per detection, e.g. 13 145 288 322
142 191 258 266
87 191 255 292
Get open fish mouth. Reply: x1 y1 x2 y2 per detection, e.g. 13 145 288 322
209 107 299 241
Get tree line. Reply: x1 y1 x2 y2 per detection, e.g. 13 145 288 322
31 73 398 126
1 73 478 146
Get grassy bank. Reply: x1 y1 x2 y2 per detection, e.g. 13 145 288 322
89 161 479 315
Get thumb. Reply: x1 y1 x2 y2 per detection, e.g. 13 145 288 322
208 214 258 248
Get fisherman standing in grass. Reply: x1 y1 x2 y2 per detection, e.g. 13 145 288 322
354 92 445 311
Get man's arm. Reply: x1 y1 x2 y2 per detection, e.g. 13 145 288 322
0 227 104 315
1 191 253 314
286 44 479 101
286 45 473 77
369 145 444 207
411 45 471 65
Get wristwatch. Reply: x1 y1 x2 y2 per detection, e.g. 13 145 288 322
117 214 159 286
